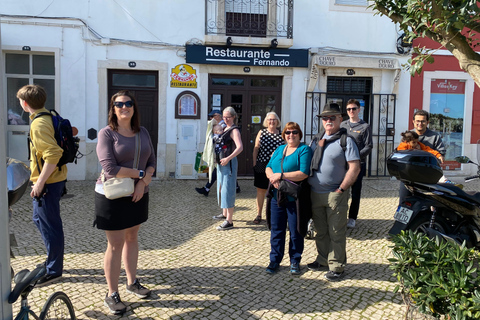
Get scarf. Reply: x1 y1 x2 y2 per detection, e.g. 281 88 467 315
309 127 347 176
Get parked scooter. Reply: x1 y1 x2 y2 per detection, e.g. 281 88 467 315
7 157 31 276
387 149 480 249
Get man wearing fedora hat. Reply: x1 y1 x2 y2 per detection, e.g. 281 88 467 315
307 103 360 281
195 109 240 196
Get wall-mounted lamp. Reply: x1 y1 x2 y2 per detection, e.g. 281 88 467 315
396 33 412 54
270 38 278 49
226 37 233 47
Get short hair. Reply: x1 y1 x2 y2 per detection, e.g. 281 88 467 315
16 85 47 110
108 90 141 133
213 124 223 133
346 99 360 108
223 106 238 125
400 130 419 143
281 122 303 140
263 111 281 128
413 109 429 121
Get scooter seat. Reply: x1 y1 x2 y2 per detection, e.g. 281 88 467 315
439 183 480 206
8 265 46 304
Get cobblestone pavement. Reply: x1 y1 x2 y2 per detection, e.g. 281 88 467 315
9 177 474 319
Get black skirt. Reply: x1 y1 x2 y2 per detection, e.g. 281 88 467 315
94 192 149 230
254 170 269 189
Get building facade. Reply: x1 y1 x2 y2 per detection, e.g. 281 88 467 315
1 0 416 180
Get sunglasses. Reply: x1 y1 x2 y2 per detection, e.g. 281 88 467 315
346 107 358 112
285 130 299 135
114 101 133 108
321 116 338 122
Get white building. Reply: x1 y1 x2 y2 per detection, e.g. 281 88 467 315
1 0 412 180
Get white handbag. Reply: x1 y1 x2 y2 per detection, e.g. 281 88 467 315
102 133 141 200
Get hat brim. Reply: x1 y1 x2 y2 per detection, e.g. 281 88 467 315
317 111 343 117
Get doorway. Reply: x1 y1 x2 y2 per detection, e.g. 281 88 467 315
107 70 159 173
208 75 282 175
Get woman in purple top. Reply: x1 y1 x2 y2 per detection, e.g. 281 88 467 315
95 90 156 315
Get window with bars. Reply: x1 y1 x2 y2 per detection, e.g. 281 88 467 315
327 77 372 94
226 0 268 37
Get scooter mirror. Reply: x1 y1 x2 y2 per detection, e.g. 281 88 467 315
455 156 472 164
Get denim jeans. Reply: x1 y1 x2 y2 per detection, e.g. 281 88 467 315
269 197 304 264
32 180 65 276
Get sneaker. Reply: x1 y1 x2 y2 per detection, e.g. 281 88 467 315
126 279 151 298
307 261 328 271
324 270 345 281
104 291 127 315
347 218 356 229
195 187 209 197
266 262 279 274
36 274 62 287
290 262 301 275
216 220 234 230
213 213 226 220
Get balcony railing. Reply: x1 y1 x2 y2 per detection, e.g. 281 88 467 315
206 0 293 39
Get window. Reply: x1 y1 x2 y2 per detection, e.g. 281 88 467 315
206 0 293 39
5 52 55 125
226 0 267 37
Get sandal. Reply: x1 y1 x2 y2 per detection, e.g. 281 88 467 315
253 216 262 224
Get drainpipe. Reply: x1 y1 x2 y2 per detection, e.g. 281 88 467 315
0 18 14 320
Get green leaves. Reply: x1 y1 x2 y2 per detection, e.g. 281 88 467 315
389 230 480 319
371 0 480 85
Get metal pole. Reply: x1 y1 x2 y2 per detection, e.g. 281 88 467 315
0 17 14 319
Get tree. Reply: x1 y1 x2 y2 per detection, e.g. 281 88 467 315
370 0 480 88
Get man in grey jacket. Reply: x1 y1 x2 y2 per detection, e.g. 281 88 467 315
340 99 372 229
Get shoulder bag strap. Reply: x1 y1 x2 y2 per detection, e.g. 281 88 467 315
133 132 141 169
281 145 287 174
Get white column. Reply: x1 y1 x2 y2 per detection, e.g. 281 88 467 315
0 17 14 320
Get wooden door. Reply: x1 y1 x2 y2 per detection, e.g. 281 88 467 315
108 70 158 174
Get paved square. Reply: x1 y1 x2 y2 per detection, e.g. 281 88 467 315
10 177 469 319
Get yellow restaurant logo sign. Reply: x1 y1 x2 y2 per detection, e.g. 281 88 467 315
170 64 197 88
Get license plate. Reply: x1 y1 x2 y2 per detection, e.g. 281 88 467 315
394 206 414 224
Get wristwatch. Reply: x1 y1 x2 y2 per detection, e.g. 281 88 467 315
337 187 345 193
139 170 145 179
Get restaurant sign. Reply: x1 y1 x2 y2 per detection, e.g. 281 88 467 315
170 64 197 88
186 45 308 68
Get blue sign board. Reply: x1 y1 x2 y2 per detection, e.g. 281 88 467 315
186 45 309 68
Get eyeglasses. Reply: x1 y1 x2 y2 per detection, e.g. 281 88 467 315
223 116 232 119
321 116 338 122
346 107 358 112
285 130 299 135
114 101 133 108
267 119 277 122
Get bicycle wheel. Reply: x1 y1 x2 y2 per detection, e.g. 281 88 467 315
39 291 76 320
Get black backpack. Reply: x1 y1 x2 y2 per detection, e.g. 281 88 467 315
30 110 80 169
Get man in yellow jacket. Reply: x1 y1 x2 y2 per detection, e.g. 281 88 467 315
17 84 67 286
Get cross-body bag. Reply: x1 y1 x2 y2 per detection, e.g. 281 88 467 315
101 133 141 200
277 146 302 199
